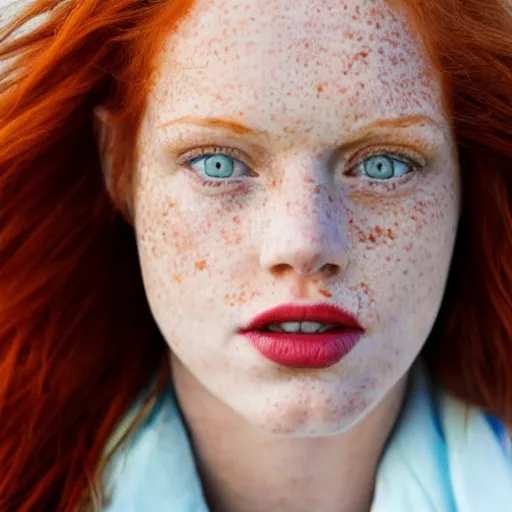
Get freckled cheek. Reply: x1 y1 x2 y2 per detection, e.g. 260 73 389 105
135 189 253 289
345 189 457 306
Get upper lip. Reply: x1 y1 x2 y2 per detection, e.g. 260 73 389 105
240 303 364 332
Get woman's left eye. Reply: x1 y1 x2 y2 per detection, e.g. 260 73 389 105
353 154 415 180
186 152 252 180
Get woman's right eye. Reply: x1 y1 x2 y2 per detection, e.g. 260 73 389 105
186 151 253 180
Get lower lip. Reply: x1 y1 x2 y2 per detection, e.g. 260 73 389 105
242 330 363 368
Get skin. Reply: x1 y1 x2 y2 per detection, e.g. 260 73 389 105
98 0 460 510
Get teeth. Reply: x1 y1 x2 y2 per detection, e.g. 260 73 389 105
281 321 301 332
267 321 337 333
301 321 324 333
318 324 336 333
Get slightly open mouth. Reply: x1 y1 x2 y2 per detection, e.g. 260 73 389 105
258 321 346 334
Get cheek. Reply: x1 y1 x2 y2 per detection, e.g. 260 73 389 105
346 173 459 320
134 176 252 305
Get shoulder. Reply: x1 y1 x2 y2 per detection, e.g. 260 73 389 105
100 385 208 512
374 362 512 511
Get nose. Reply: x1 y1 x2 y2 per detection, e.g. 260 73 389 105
259 194 349 279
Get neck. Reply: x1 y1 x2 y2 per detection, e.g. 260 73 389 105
171 360 407 512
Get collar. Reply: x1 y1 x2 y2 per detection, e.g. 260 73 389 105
103 364 512 511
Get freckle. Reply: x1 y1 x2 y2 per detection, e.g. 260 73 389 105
195 260 207 270
316 83 324 93
320 289 332 298
172 273 182 283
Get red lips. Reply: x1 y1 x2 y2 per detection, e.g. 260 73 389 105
240 304 364 368
241 303 363 331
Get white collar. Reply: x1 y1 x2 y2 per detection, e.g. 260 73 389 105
103 364 512 511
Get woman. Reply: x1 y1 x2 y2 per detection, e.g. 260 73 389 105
1 0 511 510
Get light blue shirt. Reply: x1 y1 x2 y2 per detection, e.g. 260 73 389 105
103 364 512 511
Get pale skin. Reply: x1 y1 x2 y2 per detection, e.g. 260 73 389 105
98 0 460 510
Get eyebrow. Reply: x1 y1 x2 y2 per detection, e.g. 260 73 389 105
339 114 443 150
158 116 270 140
361 115 441 131
157 114 441 144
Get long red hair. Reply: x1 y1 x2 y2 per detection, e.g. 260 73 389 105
0 0 511 510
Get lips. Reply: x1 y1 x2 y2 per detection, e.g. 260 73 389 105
241 303 363 332
240 304 364 368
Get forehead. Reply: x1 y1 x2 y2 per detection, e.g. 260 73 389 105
149 0 445 136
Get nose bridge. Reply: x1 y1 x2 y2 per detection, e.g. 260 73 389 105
260 172 348 276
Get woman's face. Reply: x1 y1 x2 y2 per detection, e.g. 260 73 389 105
132 0 459 435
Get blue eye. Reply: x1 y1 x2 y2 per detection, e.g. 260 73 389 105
360 155 412 180
187 152 251 180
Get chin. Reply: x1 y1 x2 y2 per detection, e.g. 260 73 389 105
232 379 375 437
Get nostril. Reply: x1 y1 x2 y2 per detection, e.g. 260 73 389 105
270 263 293 276
322 263 341 277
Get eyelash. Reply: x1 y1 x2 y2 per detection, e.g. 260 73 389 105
177 144 425 184
178 146 251 169
346 147 425 176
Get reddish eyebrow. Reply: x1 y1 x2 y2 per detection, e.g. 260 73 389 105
361 115 441 131
158 114 439 132
337 114 443 151
158 116 268 138
158 114 442 148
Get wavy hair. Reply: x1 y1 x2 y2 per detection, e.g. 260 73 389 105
0 0 195 510
0 0 511 510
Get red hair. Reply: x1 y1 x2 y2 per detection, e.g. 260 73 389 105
0 1 195 510
0 0 511 510
394 0 512 423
